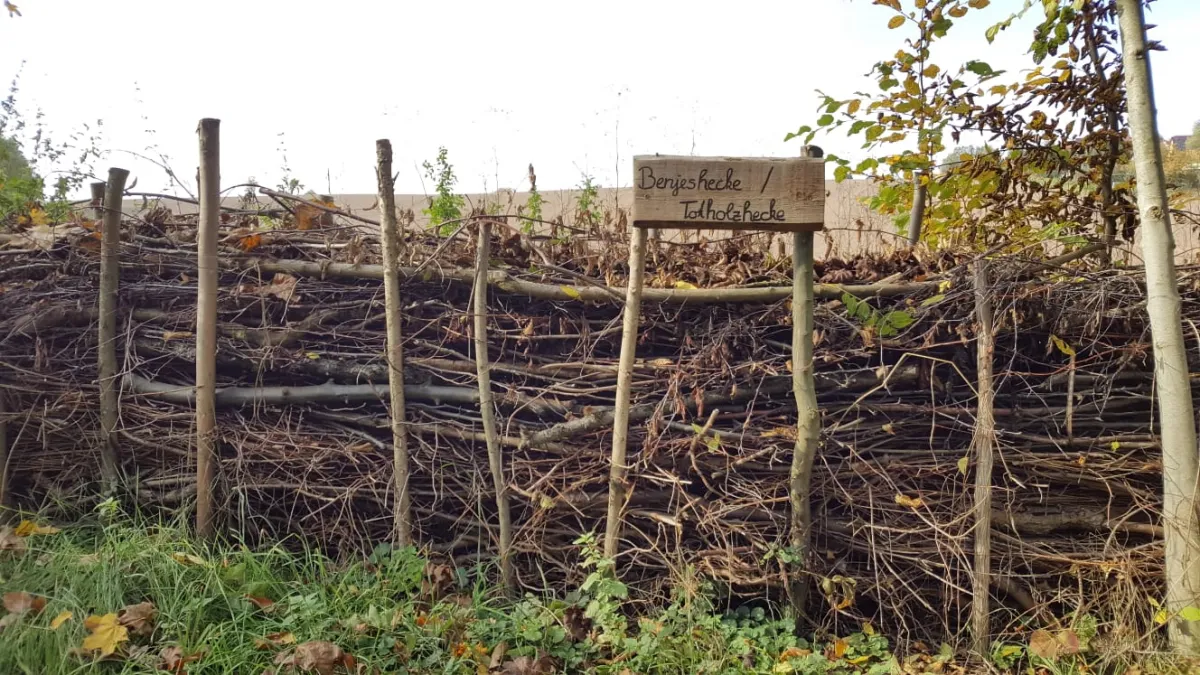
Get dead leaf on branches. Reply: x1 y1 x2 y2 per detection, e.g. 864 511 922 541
421 562 454 601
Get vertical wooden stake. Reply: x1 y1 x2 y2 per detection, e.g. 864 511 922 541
971 260 996 656
473 220 514 589
604 226 648 560
196 119 220 538
376 139 413 547
98 167 129 493
89 182 106 220
788 145 823 617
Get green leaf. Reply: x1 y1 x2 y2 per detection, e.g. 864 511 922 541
1181 606 1200 622
849 120 874 136
817 114 835 127
856 158 880 173
966 60 995 76
919 294 945 307
784 125 813 142
834 166 851 182
885 310 915 329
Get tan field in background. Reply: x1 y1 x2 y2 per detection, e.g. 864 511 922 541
125 179 1200 264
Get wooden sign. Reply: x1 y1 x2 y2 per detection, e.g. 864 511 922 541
631 155 825 232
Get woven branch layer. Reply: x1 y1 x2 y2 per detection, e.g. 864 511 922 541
0 214 1186 648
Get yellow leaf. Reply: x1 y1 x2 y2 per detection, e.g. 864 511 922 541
894 494 924 509
13 520 59 536
949 5 967 17
1049 334 1076 357
969 0 990 7
881 423 896 434
560 286 581 299
171 551 207 567
1155 609 1169 625
28 207 49 227
1110 441 1121 451
847 656 872 665
673 280 698 290
862 622 875 636
161 331 193 342
887 15 905 29
922 64 940 78
305 352 320 360
51 610 73 629
989 85 1009 95
831 638 849 659
847 99 861 115
82 613 129 657
957 456 969 475
937 280 952 293
5 2 21 18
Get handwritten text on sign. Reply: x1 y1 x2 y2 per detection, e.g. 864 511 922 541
631 156 824 232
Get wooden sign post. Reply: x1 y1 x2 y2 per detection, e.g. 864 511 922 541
604 152 826 568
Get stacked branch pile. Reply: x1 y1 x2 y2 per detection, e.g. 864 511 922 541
0 207 1182 646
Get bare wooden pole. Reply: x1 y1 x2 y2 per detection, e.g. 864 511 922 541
789 145 823 617
473 220 514 589
604 226 648 560
376 139 413 547
195 119 220 538
89 182 106 220
971 260 996 657
98 167 129 492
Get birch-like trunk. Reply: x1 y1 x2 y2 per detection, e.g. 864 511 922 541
1116 0 1200 651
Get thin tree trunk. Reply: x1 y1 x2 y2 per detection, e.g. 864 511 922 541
971 261 996 657
604 226 648 560
473 221 514 590
908 171 927 246
376 139 413 548
789 229 820 615
98 167 130 493
1117 0 1200 651
195 120 220 538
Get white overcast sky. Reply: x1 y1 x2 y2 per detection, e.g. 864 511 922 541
1 0 1197 196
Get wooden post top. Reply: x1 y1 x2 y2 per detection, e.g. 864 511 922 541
631 155 825 232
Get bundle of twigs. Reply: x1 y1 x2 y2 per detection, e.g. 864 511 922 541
0 205 1187 650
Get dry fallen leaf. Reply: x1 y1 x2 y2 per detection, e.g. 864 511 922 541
159 645 204 674
275 640 350 675
255 632 297 650
3 591 46 615
894 494 924 509
14 520 60 536
0 527 26 554
82 613 130 657
50 610 73 629
244 594 275 611
171 552 207 567
502 651 556 675
118 601 157 636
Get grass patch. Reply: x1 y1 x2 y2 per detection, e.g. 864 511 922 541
0 512 1174 674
